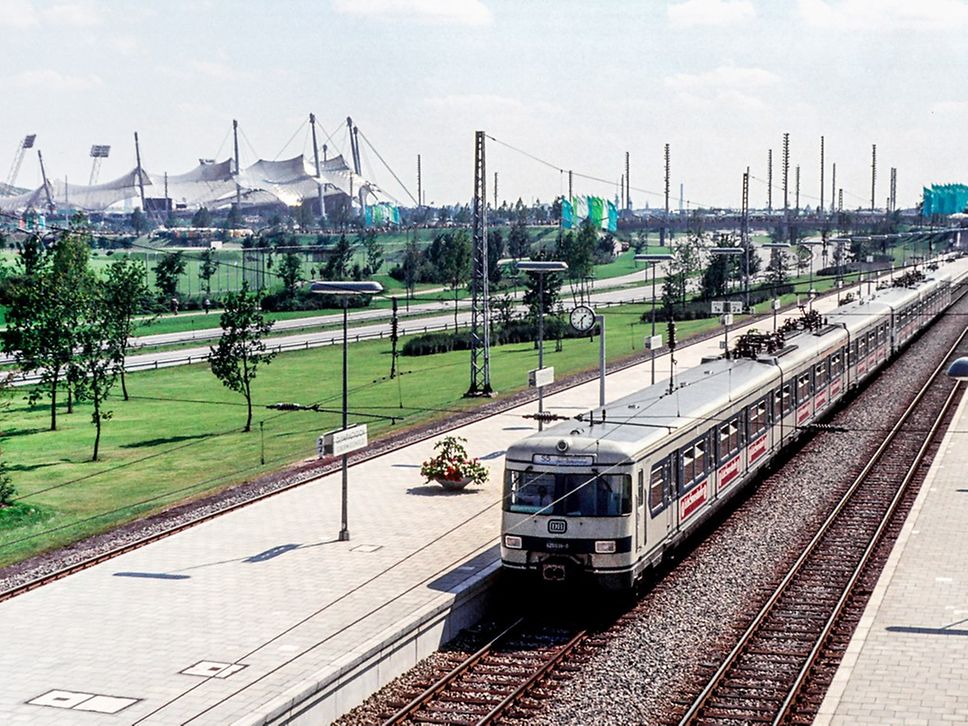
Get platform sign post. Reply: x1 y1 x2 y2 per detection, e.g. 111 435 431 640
318 424 368 457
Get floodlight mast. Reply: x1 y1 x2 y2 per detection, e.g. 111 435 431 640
5 134 36 190
88 144 111 186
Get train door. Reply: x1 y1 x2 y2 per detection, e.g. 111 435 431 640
646 456 674 548
636 469 645 554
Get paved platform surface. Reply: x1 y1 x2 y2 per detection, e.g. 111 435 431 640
816 385 968 725
0 262 960 725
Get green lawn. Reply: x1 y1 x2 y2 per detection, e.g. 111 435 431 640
0 301 728 567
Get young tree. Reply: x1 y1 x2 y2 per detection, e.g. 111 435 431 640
199 247 219 295
362 233 384 275
442 230 472 329
209 283 276 432
401 236 421 304
72 284 117 461
522 254 563 322
155 251 186 300
278 252 303 305
324 235 354 279
103 257 151 401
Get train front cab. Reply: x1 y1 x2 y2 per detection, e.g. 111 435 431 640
500 456 638 590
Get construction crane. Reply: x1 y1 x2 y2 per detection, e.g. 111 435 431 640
4 134 36 192
89 144 111 185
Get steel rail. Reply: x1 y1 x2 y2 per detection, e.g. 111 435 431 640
677 322 968 726
774 382 961 723
474 628 589 725
382 617 525 725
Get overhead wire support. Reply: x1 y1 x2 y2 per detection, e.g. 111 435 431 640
465 130 492 397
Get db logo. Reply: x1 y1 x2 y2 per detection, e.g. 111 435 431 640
547 519 567 534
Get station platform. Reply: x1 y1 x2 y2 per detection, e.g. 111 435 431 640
0 263 961 725
816 386 968 725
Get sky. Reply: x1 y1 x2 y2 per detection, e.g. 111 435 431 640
2 0 968 211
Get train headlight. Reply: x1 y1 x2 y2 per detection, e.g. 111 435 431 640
594 540 617 554
504 535 523 549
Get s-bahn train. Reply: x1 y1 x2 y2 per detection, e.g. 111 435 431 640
500 263 962 591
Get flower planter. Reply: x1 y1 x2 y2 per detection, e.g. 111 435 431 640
434 476 474 491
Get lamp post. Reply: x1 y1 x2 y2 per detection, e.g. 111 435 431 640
763 242 790 331
311 279 384 542
799 239 822 308
709 246 744 357
516 260 568 431
635 252 672 385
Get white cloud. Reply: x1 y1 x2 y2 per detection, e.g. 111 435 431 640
331 0 492 26
798 0 968 30
424 93 559 116
667 0 755 27
665 65 779 90
0 1 102 27
930 100 968 114
189 60 238 81
10 69 103 91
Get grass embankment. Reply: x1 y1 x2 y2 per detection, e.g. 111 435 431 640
0 302 725 567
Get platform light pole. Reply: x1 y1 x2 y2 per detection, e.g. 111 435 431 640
763 242 791 331
311 279 384 542
636 252 672 385
516 260 568 431
709 246 744 358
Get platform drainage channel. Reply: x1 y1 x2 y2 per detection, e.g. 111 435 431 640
29 689 139 714
181 660 247 678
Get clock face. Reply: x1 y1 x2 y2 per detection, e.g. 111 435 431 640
570 305 595 332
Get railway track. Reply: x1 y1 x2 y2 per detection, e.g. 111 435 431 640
675 327 968 725
382 618 592 725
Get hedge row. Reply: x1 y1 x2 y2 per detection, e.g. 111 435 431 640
401 318 596 357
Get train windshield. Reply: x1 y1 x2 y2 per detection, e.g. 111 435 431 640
503 470 631 517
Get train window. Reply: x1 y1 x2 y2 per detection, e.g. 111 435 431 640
830 353 842 380
681 436 709 488
638 470 645 508
858 336 867 358
775 384 793 415
718 419 741 462
504 471 632 516
649 463 665 513
815 362 828 389
797 372 811 402
504 470 555 514
748 398 769 436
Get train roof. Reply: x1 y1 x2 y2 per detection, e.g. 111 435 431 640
506 265 954 466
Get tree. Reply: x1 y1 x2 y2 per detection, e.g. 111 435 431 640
557 220 597 302
522 253 563 321
700 254 730 300
0 372 15 506
442 230 472 329
199 247 219 295
192 207 212 228
507 220 530 259
225 203 242 229
486 229 504 286
401 237 421 303
324 235 354 279
209 283 276 432
130 208 148 235
3 232 95 431
362 233 384 275
296 201 314 230
72 284 117 461
103 257 152 401
155 251 186 300
278 252 303 305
